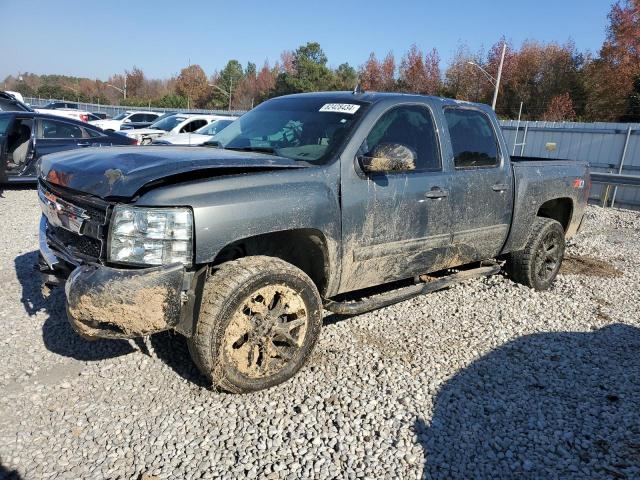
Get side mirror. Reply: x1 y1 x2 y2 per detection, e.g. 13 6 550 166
358 143 417 173
123 118 131 123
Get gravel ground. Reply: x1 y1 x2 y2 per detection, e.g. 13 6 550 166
1 188 639 480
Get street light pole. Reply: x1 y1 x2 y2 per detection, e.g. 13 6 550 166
492 43 506 111
107 76 127 100
209 82 233 111
466 41 506 111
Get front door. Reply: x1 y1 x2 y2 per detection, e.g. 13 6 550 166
5 116 34 174
443 106 513 262
340 103 454 293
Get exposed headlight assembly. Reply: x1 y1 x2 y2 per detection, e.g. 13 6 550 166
108 205 193 266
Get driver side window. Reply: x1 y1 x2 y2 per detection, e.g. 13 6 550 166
360 105 441 172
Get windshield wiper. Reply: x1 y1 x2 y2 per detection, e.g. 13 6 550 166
224 146 276 154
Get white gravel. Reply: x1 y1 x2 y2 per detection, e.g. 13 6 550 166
1 188 639 480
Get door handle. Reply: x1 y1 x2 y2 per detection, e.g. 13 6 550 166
492 183 509 192
76 142 90 147
425 187 449 199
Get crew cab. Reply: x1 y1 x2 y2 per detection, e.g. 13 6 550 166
37 92 589 393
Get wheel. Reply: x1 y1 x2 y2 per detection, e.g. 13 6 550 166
504 217 565 291
188 256 323 393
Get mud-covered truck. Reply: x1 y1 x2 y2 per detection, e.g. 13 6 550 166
38 92 590 392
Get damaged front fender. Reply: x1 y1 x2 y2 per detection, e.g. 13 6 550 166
65 263 184 339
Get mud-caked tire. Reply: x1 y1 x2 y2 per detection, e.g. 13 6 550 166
504 217 566 291
188 256 323 393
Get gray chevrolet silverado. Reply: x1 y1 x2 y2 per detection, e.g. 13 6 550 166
37 92 590 392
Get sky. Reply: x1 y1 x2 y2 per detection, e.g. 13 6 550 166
0 0 612 81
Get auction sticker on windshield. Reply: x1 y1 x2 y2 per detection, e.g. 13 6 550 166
319 103 361 114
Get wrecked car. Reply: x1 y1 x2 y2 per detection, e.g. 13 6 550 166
37 92 590 393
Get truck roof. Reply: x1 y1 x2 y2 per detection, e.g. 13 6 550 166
280 90 485 109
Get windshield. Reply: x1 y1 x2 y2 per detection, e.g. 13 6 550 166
211 96 368 163
149 115 186 131
112 113 128 120
196 119 234 136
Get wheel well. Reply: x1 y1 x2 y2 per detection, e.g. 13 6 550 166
212 229 330 295
537 198 573 231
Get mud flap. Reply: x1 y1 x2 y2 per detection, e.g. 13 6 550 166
65 263 184 339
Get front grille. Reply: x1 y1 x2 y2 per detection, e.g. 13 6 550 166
39 180 110 263
48 225 102 260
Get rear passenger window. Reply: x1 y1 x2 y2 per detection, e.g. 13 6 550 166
85 127 105 138
444 108 499 168
40 119 84 139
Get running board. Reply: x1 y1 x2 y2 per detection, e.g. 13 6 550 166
323 264 501 315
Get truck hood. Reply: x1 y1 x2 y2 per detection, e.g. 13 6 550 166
39 146 308 199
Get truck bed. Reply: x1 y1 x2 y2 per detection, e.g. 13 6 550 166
501 158 590 254
511 155 576 163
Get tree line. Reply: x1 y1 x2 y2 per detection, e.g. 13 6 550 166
3 0 639 122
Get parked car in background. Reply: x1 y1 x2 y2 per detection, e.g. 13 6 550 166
119 111 176 131
0 111 136 184
90 112 109 120
35 106 92 123
89 111 160 132
39 101 79 110
119 113 226 145
152 117 237 145
4 91 25 103
0 92 33 112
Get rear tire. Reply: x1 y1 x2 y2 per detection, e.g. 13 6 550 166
188 256 323 393
505 217 565 291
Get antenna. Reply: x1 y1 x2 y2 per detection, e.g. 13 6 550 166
353 81 364 95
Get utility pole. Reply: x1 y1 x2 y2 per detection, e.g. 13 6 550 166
492 42 506 111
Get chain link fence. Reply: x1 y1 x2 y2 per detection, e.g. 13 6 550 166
23 97 246 117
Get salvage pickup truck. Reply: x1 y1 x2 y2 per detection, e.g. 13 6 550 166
37 92 590 392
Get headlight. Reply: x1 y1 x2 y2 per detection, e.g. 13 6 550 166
108 205 193 266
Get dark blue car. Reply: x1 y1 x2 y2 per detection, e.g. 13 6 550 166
0 111 136 184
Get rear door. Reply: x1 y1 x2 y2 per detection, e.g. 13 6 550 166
35 117 87 159
443 106 513 263
340 102 454 292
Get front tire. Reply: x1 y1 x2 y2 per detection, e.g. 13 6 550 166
188 256 323 393
505 217 565 291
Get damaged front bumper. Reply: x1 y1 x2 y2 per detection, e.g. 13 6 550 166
40 215 203 340
65 263 185 339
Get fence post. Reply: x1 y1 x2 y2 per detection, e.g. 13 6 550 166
519 124 529 156
610 125 633 208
